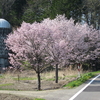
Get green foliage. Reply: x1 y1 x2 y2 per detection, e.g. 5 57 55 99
22 0 47 23
0 0 83 27
82 0 100 29
9 0 27 26
0 0 100 29
49 0 82 21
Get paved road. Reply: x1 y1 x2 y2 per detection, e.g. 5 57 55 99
70 74 100 100
0 75 99 100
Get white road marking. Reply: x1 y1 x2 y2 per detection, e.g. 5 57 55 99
69 74 100 100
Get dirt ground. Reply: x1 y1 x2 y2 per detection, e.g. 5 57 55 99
0 93 32 100
0 78 76 91
0 80 75 91
0 79 76 100
0 80 74 100
0 70 78 100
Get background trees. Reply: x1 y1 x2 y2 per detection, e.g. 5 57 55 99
82 0 100 29
0 0 15 18
10 0 27 26
72 24 99 62
48 0 82 22
23 0 54 23
0 0 99 29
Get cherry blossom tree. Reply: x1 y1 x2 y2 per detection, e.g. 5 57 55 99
6 22 52 90
70 23 100 71
42 15 89 82
41 16 72 83
75 27 98 60
42 15 100 74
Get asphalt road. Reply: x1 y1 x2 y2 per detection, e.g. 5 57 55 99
71 74 100 100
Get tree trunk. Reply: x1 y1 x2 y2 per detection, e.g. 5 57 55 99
55 64 58 83
37 72 41 90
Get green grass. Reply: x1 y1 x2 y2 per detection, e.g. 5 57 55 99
13 77 37 81
65 75 77 78
90 71 100 74
46 78 55 81
45 76 67 81
0 88 16 91
63 71 100 88
0 74 4 78
34 98 45 100
0 83 16 91
0 83 13 87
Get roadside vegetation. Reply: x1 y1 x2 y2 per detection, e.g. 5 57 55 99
34 99 45 100
64 71 100 88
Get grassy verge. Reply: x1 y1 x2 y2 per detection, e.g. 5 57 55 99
13 77 37 81
0 83 13 87
63 71 100 88
34 98 45 100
